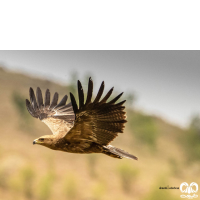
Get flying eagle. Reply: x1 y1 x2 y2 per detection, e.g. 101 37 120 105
26 78 138 160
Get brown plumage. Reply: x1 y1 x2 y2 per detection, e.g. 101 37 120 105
26 78 138 160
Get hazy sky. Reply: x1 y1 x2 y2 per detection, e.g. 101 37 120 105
0 51 199 128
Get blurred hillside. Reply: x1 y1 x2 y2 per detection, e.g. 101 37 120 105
0 67 199 200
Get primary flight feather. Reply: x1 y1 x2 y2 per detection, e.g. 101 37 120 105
26 78 138 160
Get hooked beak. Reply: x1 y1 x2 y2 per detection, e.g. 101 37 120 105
33 139 39 145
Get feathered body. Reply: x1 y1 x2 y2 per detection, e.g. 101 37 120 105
26 78 138 160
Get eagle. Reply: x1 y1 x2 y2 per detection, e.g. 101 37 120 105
26 78 138 160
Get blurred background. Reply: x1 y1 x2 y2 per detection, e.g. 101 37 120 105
0 51 199 200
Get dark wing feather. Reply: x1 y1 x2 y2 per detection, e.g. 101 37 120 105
65 78 127 145
26 87 75 135
29 87 38 112
70 93 78 113
93 81 104 103
26 99 38 118
54 95 68 109
85 77 93 105
36 87 44 109
78 80 84 108
100 87 113 103
108 92 123 104
49 92 58 109
44 89 50 107
56 102 73 112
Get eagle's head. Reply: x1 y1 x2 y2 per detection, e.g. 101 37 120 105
33 135 57 149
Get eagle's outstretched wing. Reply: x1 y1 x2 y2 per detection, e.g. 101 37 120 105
65 78 127 145
26 87 75 135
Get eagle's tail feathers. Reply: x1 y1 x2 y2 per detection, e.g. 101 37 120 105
103 145 138 160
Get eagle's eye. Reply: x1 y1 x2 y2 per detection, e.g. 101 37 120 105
39 138 44 141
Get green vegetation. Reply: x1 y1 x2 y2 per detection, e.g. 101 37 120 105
0 167 8 189
183 114 200 162
63 174 78 199
12 91 32 131
169 157 181 177
117 162 139 193
38 171 55 200
92 181 106 200
124 92 135 107
87 154 98 178
12 91 29 119
20 165 35 199
143 177 180 200
128 111 158 149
